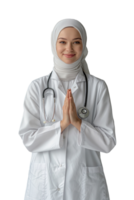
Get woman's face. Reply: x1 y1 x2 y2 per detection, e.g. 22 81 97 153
56 27 83 64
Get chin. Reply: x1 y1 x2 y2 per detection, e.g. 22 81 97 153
62 57 77 63
63 60 76 64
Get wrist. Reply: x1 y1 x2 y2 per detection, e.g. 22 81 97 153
73 118 82 132
60 120 69 133
60 121 64 133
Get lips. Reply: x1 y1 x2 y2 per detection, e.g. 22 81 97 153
64 54 75 58
65 54 75 56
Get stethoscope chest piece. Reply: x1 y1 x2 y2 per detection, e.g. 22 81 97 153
78 107 89 119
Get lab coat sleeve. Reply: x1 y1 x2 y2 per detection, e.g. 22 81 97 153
77 80 116 153
18 81 63 153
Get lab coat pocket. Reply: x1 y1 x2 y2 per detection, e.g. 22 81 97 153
82 165 110 200
26 163 46 200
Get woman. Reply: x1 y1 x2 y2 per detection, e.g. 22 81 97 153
18 18 117 200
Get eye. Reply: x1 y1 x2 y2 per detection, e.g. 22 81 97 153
59 41 80 44
74 41 80 44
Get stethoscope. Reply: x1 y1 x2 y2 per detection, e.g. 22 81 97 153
42 70 89 124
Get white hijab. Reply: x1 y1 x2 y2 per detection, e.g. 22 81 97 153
51 18 90 81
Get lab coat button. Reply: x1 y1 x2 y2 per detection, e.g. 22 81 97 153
63 135 65 139
57 188 60 191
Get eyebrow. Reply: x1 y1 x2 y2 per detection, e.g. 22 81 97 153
58 37 82 40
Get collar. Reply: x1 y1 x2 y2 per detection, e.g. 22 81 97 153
47 67 87 96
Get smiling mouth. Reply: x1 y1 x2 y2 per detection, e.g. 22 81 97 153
64 54 75 58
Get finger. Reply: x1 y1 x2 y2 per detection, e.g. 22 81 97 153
69 92 72 109
67 91 69 105
66 90 68 98
69 91 71 100
67 89 70 98
70 97 72 111
67 90 70 106
70 92 75 111
69 90 73 102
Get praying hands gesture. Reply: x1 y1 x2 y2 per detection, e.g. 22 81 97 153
68 89 80 125
61 89 82 133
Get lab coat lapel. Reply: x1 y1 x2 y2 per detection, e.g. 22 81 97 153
50 68 86 96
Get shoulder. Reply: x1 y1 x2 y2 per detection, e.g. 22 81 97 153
86 73 109 100
26 73 50 100
87 73 106 84
24 73 50 103
32 73 50 83
29 73 50 90
87 73 107 88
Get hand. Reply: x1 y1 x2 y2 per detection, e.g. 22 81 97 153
61 89 71 127
68 89 80 126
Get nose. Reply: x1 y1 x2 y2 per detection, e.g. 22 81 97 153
66 42 74 51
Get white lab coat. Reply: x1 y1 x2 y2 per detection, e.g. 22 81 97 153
18 67 116 200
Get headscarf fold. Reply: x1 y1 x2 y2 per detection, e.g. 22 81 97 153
51 18 90 81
